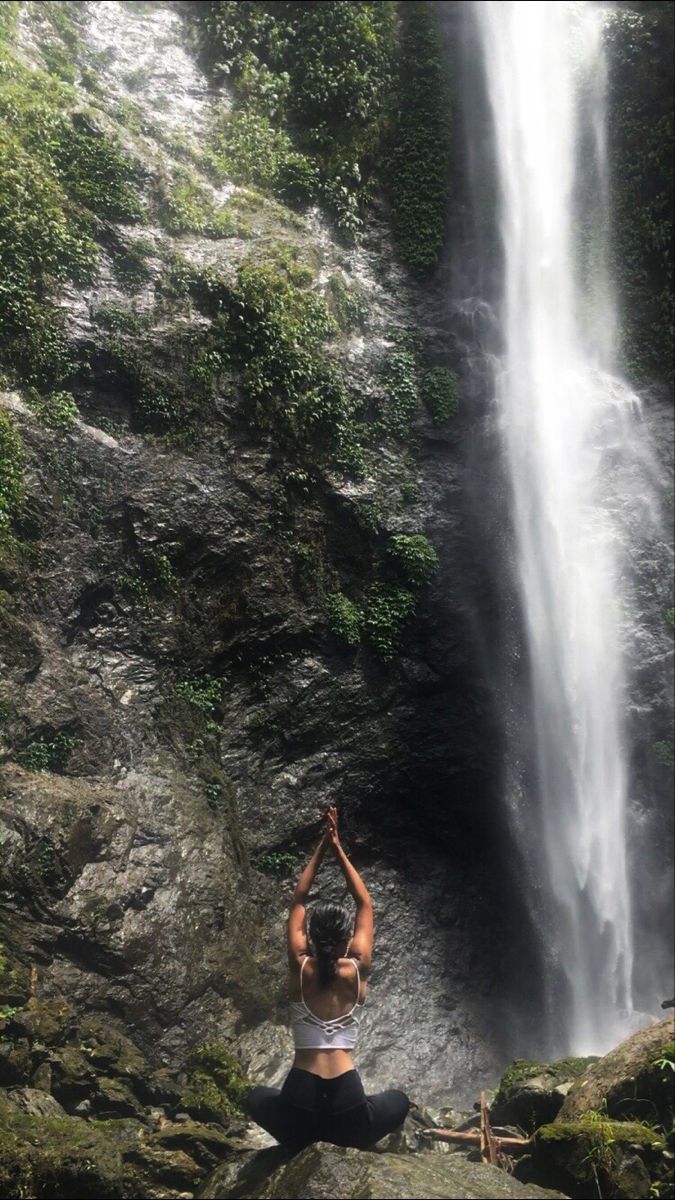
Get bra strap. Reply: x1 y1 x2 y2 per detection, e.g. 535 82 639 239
351 956 361 1003
299 954 308 1004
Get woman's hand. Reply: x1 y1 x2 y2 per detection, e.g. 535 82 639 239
325 805 340 849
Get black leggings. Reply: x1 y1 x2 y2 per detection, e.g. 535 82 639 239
246 1067 410 1151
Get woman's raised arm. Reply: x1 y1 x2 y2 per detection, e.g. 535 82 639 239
287 829 329 966
326 807 373 974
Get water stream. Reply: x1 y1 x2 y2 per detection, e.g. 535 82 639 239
474 0 666 1054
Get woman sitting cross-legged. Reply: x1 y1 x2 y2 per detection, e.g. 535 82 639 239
246 805 410 1151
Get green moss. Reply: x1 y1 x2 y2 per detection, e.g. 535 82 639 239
0 941 30 1009
327 592 363 647
181 1042 249 1125
388 1 451 273
421 366 457 425
494 1056 597 1108
0 1099 127 1200
536 1114 665 1192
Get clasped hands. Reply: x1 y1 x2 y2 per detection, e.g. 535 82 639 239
323 804 341 852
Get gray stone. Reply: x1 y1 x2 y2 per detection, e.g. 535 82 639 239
198 1143 569 1199
5 1086 67 1119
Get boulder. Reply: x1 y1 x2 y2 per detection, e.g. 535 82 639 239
4 1086 67 1119
557 1016 675 1124
491 1057 599 1133
532 1117 666 1200
0 1094 130 1199
0 1094 235 1200
199 1142 569 1199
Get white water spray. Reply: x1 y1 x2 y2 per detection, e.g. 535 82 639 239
474 0 652 1053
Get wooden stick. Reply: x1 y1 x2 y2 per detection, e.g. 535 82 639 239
480 1092 499 1165
421 1129 530 1150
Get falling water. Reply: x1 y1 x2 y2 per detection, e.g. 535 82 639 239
474 0 653 1053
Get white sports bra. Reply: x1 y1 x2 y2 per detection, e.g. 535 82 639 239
290 956 365 1051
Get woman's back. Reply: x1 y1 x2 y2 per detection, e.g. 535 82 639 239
289 955 367 1017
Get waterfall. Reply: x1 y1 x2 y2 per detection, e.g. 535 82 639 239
473 0 665 1054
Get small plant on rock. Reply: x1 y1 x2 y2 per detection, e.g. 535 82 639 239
421 366 457 425
387 533 438 587
362 584 416 662
327 593 363 647
18 732 76 773
181 1043 249 1124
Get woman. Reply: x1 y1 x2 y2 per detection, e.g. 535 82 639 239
246 806 410 1151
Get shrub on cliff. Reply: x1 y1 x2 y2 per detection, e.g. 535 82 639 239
387 534 439 587
421 366 458 425
0 411 24 540
388 1 451 273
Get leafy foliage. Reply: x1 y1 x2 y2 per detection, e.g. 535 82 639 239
253 850 301 877
387 534 438 587
653 739 674 770
0 411 24 540
176 675 223 721
362 584 416 662
26 389 78 431
98 322 227 434
184 259 367 464
327 593 363 646
400 480 420 505
156 166 216 235
421 366 457 425
326 275 368 332
191 1 396 237
18 732 76 773
388 2 451 272
378 343 419 436
605 3 674 380
0 36 142 391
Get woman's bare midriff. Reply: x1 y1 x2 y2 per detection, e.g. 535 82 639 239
292 1047 356 1079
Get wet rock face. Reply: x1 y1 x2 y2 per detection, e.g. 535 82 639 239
0 0 511 1115
0 386 506 1104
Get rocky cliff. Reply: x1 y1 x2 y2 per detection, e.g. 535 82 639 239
0 0 515 1120
0 3 673 1199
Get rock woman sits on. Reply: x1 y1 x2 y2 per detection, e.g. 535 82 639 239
246 806 410 1151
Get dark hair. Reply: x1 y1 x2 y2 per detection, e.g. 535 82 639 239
308 901 352 987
